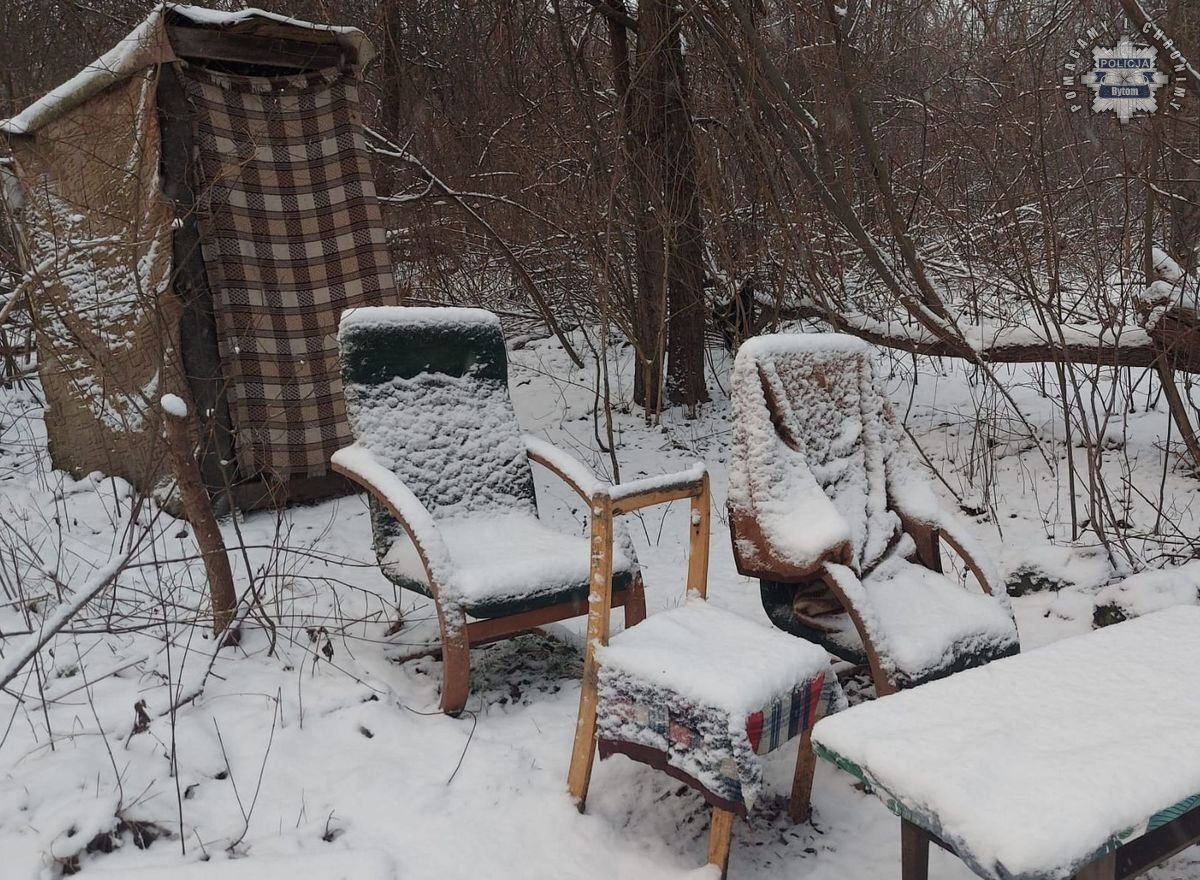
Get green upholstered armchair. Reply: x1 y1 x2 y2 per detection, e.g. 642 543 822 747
331 306 648 715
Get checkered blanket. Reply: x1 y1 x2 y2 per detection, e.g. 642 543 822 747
181 63 398 479
597 668 840 813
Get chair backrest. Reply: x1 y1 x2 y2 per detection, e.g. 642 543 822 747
728 333 901 580
337 307 536 536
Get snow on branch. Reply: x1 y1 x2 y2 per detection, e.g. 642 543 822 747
792 302 1200 372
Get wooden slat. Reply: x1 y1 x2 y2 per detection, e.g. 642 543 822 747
1076 852 1117 880
464 588 632 644
1115 805 1200 879
168 27 346 70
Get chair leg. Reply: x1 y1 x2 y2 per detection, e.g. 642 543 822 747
624 571 647 628
436 605 471 717
566 667 599 810
789 728 818 824
707 807 735 879
901 819 930 880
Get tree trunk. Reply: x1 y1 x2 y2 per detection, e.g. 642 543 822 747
660 8 710 409
611 4 666 413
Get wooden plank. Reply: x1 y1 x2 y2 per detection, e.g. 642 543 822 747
566 494 614 809
1116 804 1200 879
706 807 735 878
464 587 633 644
901 819 930 880
168 27 346 70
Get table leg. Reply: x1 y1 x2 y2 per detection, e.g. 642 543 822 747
790 728 818 824
901 819 930 880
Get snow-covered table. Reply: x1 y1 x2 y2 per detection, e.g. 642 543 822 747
811 606 1200 880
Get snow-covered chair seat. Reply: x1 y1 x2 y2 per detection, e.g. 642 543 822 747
331 306 648 715
568 469 841 877
381 511 636 618
596 602 840 815
728 333 1019 695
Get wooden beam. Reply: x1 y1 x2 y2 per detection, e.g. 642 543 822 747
168 27 346 70
1115 804 1200 879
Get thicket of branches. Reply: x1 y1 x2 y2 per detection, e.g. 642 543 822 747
2 0 1199 555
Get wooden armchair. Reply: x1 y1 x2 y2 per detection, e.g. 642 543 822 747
331 306 647 715
568 465 839 878
728 333 1019 696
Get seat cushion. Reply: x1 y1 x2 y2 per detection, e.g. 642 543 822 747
858 557 1019 688
380 511 635 618
595 602 838 813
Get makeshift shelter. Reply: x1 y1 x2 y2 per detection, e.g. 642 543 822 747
0 4 399 509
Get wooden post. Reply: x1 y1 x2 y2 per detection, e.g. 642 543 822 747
687 471 711 599
162 396 237 636
567 493 614 809
707 807 735 878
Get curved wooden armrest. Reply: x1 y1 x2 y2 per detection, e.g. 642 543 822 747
523 434 604 503
935 527 999 597
330 445 454 594
898 511 998 598
606 463 708 516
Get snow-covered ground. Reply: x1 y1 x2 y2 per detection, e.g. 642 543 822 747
1 328 1198 879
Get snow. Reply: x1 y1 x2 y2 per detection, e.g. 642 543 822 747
851 551 1017 681
2 321 1200 879
382 510 634 607
813 606 1200 879
160 393 188 418
1151 246 1184 283
1092 561 1200 619
89 849 397 879
606 462 707 504
340 305 500 334
598 601 830 717
339 365 532 522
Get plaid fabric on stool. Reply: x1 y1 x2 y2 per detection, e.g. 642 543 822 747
180 62 399 479
597 667 837 814
747 677 824 755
